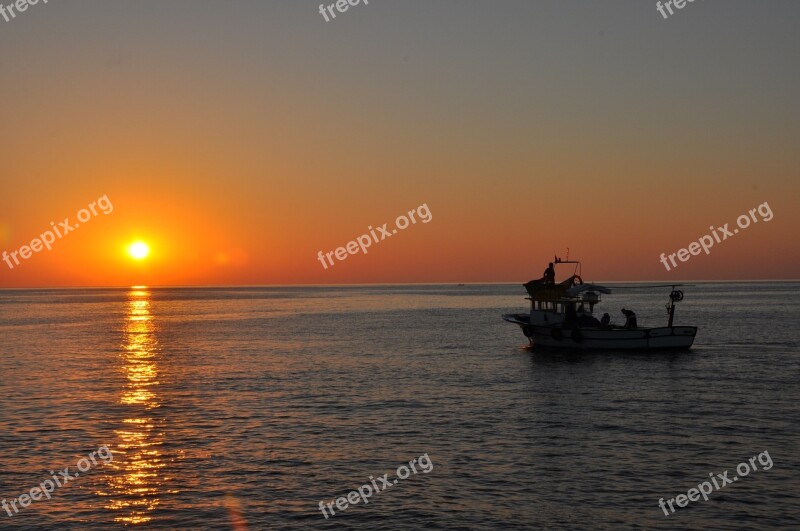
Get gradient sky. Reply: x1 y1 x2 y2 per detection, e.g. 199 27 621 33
1 0 798 287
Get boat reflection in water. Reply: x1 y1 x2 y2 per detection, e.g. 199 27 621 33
104 287 166 525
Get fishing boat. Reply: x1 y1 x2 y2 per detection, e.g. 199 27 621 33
502 258 697 350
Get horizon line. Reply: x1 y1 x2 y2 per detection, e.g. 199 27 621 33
1 279 799 290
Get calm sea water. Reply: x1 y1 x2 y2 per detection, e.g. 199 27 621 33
0 283 798 530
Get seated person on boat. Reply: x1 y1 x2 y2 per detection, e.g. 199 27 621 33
621 308 638 329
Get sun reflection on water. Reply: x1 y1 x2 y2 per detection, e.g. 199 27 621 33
105 287 165 525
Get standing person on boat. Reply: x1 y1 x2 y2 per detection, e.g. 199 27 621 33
543 262 556 285
621 308 638 329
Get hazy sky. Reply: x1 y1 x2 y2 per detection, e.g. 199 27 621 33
1 1 798 287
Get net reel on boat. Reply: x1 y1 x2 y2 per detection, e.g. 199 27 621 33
666 288 685 326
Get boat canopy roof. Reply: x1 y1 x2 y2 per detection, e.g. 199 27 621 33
523 275 611 301
524 275 578 300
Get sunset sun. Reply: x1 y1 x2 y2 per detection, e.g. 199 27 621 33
128 241 151 261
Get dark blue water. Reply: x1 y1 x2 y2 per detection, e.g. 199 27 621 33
0 283 798 529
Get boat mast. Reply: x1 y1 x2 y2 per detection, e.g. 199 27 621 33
666 286 684 327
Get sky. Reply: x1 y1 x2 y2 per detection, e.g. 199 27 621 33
1 0 798 287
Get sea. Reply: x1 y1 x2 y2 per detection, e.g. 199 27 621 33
0 283 798 530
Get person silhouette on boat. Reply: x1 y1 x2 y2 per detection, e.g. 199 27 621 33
600 313 611 329
621 308 638 329
543 262 556 285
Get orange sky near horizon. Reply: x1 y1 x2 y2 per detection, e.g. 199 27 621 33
1 1 799 288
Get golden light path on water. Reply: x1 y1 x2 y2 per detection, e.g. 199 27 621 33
104 287 166 525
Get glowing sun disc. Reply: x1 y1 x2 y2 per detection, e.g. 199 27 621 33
128 242 150 260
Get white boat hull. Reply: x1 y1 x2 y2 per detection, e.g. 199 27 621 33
503 314 697 350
